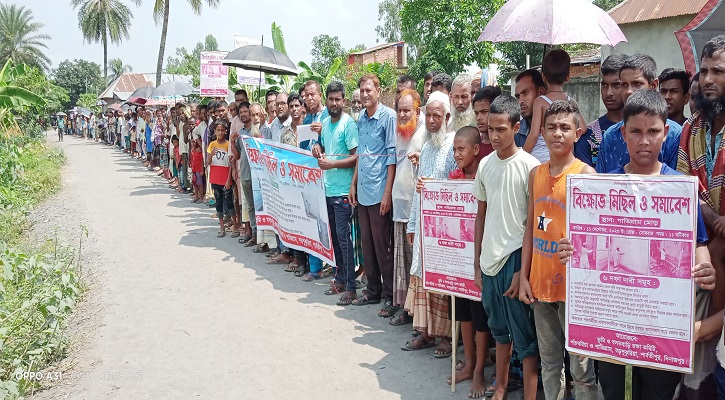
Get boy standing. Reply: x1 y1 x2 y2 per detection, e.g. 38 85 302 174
518 101 598 400
472 95 540 400
560 90 715 400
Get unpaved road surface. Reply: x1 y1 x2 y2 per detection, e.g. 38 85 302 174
31 135 548 400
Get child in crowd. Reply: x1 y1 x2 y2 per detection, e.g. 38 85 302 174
518 100 598 400
472 94 540 400
559 90 716 400
523 49 585 163
129 112 138 158
446 126 491 399
171 135 182 192
190 138 205 203
207 123 235 238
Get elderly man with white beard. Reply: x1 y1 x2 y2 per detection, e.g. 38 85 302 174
401 90 457 357
450 73 477 132
389 89 428 325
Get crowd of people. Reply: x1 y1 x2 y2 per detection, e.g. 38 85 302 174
60 34 725 400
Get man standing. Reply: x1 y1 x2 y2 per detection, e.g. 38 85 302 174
350 73 397 317
659 68 691 126
267 92 290 142
678 35 725 317
514 69 546 148
450 73 476 131
389 88 427 324
423 70 442 103
473 86 502 155
403 90 457 355
576 54 627 168
231 102 256 246
351 89 362 121
312 82 359 303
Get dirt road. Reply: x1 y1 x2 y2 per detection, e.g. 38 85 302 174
31 135 513 400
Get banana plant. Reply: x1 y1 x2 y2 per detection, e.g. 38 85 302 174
0 60 45 135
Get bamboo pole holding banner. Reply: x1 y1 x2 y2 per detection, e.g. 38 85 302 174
451 297 457 393
625 364 633 400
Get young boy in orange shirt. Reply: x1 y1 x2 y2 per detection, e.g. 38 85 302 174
518 101 598 400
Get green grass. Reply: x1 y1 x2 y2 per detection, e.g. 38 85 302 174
0 135 83 399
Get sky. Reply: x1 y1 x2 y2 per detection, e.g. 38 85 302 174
20 0 381 74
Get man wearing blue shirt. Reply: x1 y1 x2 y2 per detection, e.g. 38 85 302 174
349 74 397 313
312 82 359 304
596 54 682 173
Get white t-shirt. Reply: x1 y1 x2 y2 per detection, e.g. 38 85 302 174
178 122 189 154
472 149 540 276
392 124 426 222
192 120 206 142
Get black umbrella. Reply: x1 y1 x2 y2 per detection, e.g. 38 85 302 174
676 0 725 76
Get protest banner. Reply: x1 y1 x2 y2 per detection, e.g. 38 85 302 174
232 36 263 85
564 174 698 373
200 51 229 97
242 136 335 266
420 180 481 301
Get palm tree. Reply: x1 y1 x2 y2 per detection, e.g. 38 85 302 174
108 57 132 81
0 4 51 71
70 0 141 81
153 0 220 86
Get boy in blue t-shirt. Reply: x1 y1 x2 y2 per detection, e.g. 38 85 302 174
561 89 715 400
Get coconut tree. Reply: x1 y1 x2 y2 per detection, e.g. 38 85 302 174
71 0 141 81
153 0 220 86
0 4 51 71
108 57 132 81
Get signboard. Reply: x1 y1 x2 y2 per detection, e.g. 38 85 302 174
233 36 263 85
200 51 229 97
242 136 335 266
420 180 482 301
565 174 698 373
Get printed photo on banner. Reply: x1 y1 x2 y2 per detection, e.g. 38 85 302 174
199 51 229 97
565 174 699 373
420 180 481 301
241 136 335 266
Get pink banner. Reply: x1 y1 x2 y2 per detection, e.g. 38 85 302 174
421 180 481 301
565 175 698 373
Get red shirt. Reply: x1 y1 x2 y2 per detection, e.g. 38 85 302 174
191 149 204 173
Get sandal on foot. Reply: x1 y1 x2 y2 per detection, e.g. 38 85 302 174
238 234 252 244
378 300 399 318
266 250 280 258
230 231 241 238
293 264 309 277
401 336 436 351
243 238 258 247
217 231 226 238
336 292 357 306
284 262 299 273
324 284 345 295
303 272 323 282
389 311 413 326
253 243 269 253
434 340 453 358
351 291 380 306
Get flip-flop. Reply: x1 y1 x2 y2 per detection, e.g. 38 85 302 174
389 312 413 326
401 338 436 351
434 343 453 358
336 294 357 306
351 293 381 306
217 231 226 238
302 272 323 282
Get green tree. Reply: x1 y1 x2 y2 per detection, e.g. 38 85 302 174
77 92 100 113
12 63 69 113
70 0 141 80
152 0 220 87
51 59 104 108
108 57 132 81
593 0 624 11
310 34 346 75
375 0 403 43
0 4 51 71
165 34 219 87
495 42 546 75
348 44 367 53
401 0 503 78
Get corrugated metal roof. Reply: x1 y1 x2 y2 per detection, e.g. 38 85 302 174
609 0 708 24
98 74 152 100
